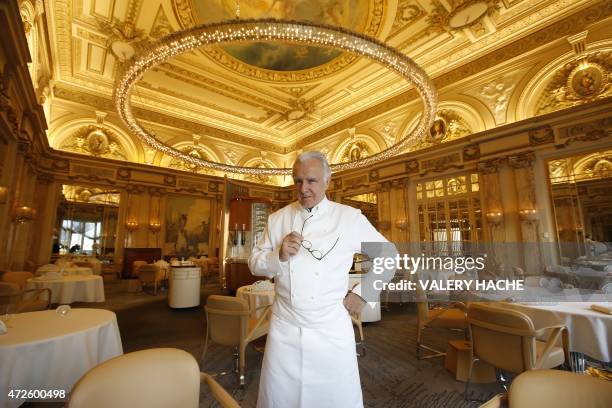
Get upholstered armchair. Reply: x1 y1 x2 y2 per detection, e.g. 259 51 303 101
480 369 612 408
68 348 240 408
135 264 164 295
465 303 569 400
203 295 270 387
2 271 35 290
0 282 51 313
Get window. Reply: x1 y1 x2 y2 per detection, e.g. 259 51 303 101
416 173 482 256
60 219 102 254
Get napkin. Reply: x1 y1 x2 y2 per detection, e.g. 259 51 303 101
252 280 274 292
590 304 612 315
0 320 7 334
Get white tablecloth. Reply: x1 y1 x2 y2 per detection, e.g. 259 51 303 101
26 276 105 304
237 283 275 318
62 267 93 276
0 308 123 408
503 302 612 362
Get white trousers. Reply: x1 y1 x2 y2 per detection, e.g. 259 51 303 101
256 312 363 408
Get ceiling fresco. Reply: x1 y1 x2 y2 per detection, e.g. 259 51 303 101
188 0 372 72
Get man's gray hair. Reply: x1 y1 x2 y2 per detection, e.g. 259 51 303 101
294 151 331 182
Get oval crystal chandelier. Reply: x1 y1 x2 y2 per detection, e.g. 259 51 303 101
114 19 437 175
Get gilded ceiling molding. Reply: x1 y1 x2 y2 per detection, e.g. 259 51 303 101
157 62 287 112
426 0 498 35
388 0 425 39
299 1 612 148
48 116 140 162
466 73 524 125
534 51 612 116
52 0 72 78
52 86 285 154
329 130 381 165
57 125 129 161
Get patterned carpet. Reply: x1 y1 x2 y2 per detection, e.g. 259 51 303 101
24 280 500 407
196 302 499 408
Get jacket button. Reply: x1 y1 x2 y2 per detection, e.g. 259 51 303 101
310 296 315 300
315 272 319 277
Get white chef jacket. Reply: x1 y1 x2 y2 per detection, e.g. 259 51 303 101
248 197 396 408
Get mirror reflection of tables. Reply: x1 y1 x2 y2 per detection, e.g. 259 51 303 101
0 308 123 407
26 275 105 304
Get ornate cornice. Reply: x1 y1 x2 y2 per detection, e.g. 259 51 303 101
478 158 505 174
507 152 535 169
529 126 555 146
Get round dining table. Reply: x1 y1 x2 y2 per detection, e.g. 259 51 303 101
237 283 275 318
0 308 123 408
502 302 612 363
26 275 105 304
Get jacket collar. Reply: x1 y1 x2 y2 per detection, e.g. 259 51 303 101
296 196 331 217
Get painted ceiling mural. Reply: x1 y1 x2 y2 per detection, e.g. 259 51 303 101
190 0 371 71
22 0 612 186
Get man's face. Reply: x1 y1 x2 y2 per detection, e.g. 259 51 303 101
293 159 329 209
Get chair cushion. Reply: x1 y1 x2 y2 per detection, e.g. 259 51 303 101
508 369 612 408
426 308 467 329
534 340 565 369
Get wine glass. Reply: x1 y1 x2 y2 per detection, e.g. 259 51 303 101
1 303 14 328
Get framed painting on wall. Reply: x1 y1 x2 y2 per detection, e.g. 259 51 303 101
165 195 212 257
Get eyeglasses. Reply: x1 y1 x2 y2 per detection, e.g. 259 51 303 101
300 215 339 261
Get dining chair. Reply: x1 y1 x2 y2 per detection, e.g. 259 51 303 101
351 313 366 357
132 260 147 276
203 295 270 387
0 281 51 313
136 264 164 295
68 348 240 408
480 369 612 408
2 271 35 290
415 286 467 359
465 303 569 400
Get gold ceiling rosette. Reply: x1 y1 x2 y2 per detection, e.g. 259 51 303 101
114 18 437 175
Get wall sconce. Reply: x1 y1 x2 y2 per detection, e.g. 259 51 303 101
13 205 35 223
149 221 161 233
0 186 7 204
519 209 539 222
485 212 504 225
125 220 139 232
395 219 408 231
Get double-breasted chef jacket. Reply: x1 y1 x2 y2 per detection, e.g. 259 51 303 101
249 197 397 408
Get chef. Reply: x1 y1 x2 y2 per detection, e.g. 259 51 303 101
249 151 397 408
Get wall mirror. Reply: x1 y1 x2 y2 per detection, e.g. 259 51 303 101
548 150 612 262
52 184 120 261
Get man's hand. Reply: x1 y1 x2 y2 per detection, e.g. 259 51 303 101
343 292 366 316
279 231 303 262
